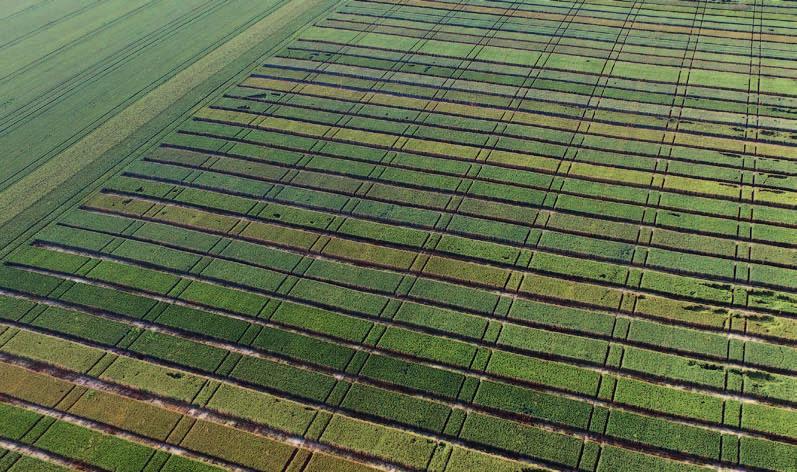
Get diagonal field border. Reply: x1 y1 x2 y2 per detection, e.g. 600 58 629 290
0 0 331 233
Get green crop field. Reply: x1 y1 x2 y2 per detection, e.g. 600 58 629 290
0 0 796 470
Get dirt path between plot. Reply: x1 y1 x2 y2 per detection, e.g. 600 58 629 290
0 0 322 228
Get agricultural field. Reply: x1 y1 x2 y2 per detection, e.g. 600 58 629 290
0 0 339 252
0 0 797 470
0 0 285 190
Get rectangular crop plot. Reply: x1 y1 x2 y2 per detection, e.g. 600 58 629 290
1 0 797 470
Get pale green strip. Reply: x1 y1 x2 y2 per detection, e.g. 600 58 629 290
0 0 321 227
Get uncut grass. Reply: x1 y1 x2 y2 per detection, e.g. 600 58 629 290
0 0 292 193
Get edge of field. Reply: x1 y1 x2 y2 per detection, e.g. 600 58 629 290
0 0 340 260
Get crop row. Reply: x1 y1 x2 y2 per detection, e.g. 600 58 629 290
339 0 797 64
191 102 794 240
246 47 796 147
1 255 796 471
248 55 797 169
222 79 795 194
172 121 797 272
0 448 70 472
92 155 797 325
95 164 797 356
71 176 797 349
318 10 797 95
16 211 797 400
4 233 796 468
358 0 797 34
211 86 797 223
152 134 797 282
467 0 797 18
271 41 797 149
3 1 796 470
0 323 731 472
358 0 797 52
263 39 797 152
335 1 797 64
0 394 226 472
285 22 797 126
301 12 797 97
132 144 789 291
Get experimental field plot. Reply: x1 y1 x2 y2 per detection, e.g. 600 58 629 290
1 0 797 470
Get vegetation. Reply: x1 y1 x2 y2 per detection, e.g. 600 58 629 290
0 0 796 470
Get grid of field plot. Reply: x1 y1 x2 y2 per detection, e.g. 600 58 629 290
1 0 797 470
